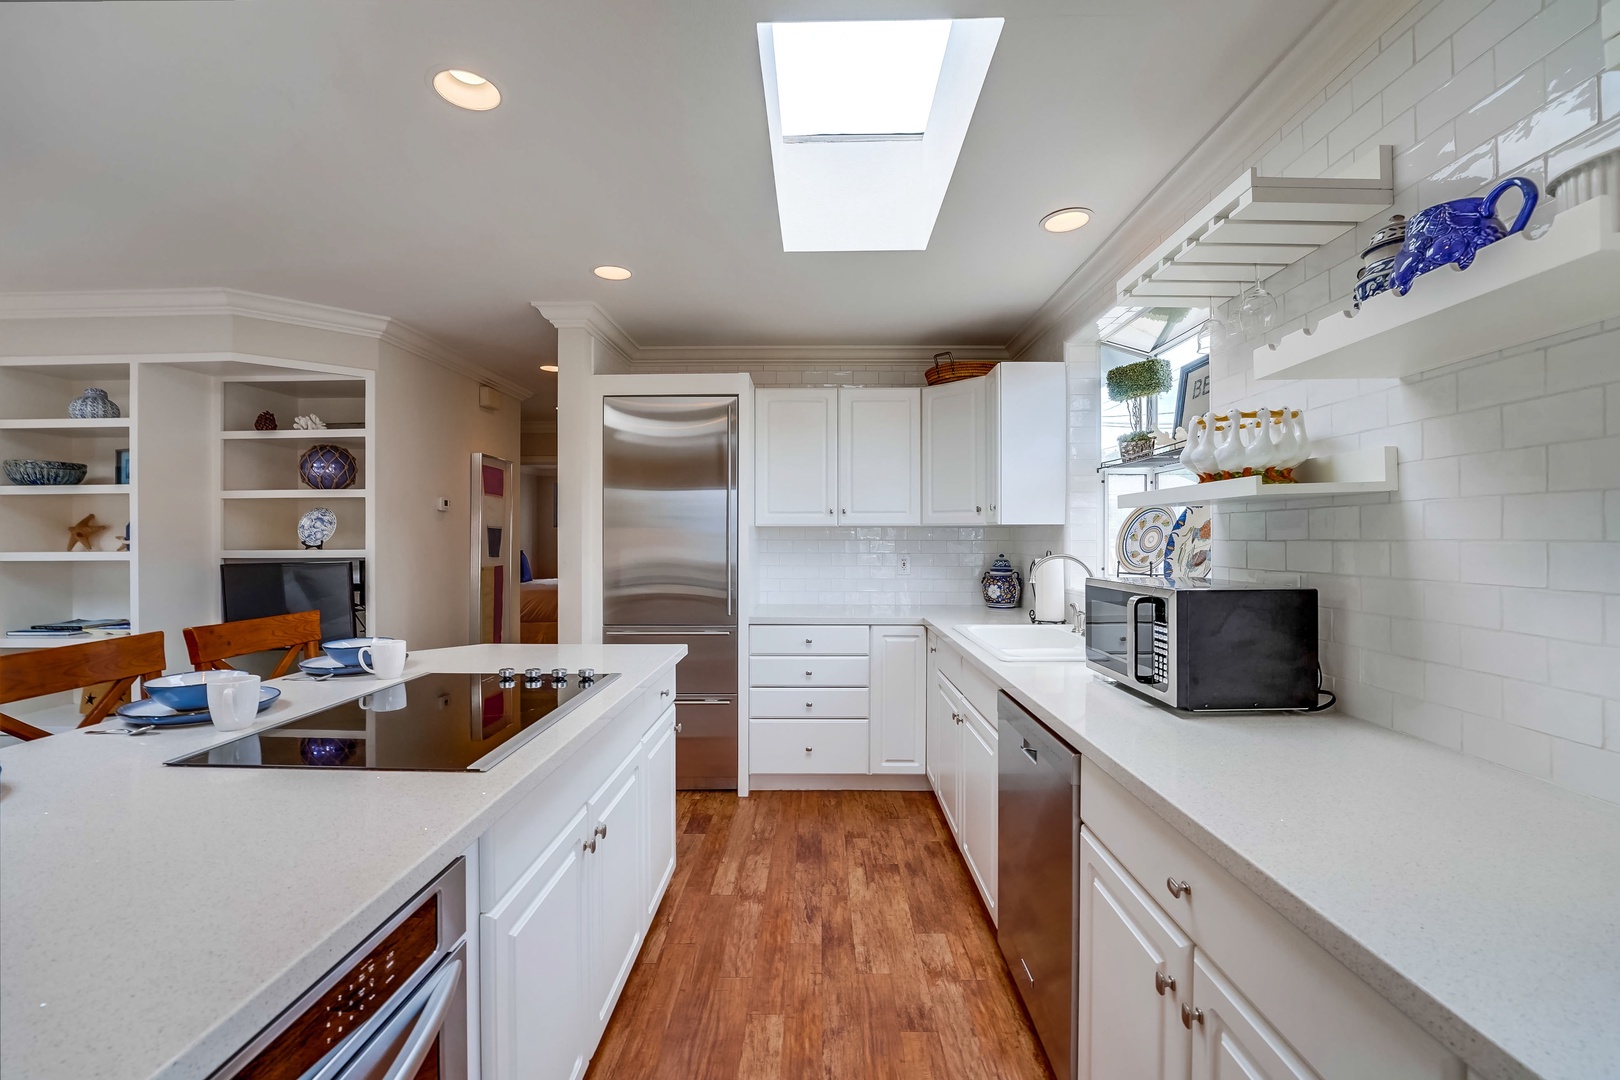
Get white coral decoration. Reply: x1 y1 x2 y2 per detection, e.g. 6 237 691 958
292 414 327 430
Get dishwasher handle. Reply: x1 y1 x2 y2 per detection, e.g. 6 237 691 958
1021 739 1038 764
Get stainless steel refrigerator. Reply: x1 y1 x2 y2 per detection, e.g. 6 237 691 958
603 396 739 789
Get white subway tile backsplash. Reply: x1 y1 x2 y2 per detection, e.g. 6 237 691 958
1423 580 1504 625
1498 77 1601 170
1286 540 1336 573
1423 408 1503 456
1416 0 1497 57
1459 446 1548 494
1545 23 1604 95
1503 388 1605 447
1503 678 1606 742
1331 98 1389 161
1427 661 1504 717
1366 651 1430 698
1494 0 1599 81
1460 540 1549 586
1548 542 1620 592
1354 29 1417 106
1425 495 1503 538
1551 740 1620 802
1454 0 1542 69
1393 616 1463 662
1247 541 1288 571
1365 576 1428 617
1456 353 1546 409
1386 42 1455 122
1501 586 1605 639
1394 539 1464 580
1459 625 1551 680
1504 492 1606 538
1397 457 1462 500
1463 712 1554 776
1548 435 1620 490
1550 642 1620 698
1545 328 1620 391
1265 509 1311 540
1393 695 1466 747
1417 54 1496 135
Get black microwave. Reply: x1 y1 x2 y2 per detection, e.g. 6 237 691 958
1084 577 1319 711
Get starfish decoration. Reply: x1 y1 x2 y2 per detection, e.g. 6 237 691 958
67 514 109 552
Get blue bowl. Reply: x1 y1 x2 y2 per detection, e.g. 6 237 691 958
322 636 400 668
145 671 244 711
4 459 88 486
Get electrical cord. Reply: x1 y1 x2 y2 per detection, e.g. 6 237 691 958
1298 666 1337 713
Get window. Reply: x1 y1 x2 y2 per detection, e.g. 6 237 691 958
773 21 951 141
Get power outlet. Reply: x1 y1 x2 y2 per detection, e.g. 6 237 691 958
898 555 910 576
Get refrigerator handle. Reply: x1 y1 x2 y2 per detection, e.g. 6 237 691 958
726 401 737 617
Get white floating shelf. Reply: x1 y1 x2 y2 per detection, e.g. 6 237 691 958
221 429 369 440
221 489 368 499
0 418 132 432
1254 197 1620 381
221 549 366 560
1115 447 1397 507
1 633 131 649
0 485 130 496
1116 148 1394 307
0 551 131 562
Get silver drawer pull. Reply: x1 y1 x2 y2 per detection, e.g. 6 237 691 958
804 638 814 644
805 746 813 753
584 838 597 854
660 689 670 697
805 671 813 678
1155 971 1175 996
595 823 608 839
1180 1004 1203 1029
1166 877 1191 899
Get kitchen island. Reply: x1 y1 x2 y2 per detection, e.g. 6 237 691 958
0 642 683 1080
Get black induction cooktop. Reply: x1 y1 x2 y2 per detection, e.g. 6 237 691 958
165 670 619 773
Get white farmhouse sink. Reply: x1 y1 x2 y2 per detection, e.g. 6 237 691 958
958 623 1088 663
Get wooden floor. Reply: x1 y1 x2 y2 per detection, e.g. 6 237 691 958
586 789 1055 1080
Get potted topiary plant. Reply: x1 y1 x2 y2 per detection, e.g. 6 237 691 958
1106 356 1171 461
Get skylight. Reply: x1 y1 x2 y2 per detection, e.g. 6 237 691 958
773 21 951 141
757 18 1003 252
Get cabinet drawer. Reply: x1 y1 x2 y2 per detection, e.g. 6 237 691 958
1080 759 1460 1080
750 655 870 688
750 687 869 718
750 719 869 773
750 624 870 655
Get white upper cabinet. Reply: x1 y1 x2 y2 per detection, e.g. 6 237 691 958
837 387 921 526
922 378 986 524
755 388 838 526
985 363 1067 525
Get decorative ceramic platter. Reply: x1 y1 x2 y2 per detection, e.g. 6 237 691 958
1163 504 1213 580
297 506 337 548
1117 506 1176 574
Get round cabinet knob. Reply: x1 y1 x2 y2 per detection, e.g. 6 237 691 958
804 638 813 645
804 746 814 753
841 508 847 515
1155 971 1176 996
828 508 834 515
660 688 671 697
976 505 982 513
805 702 814 709
675 722 683 732
579 668 596 683
805 670 814 678
1180 1004 1204 1029
583 838 597 854
551 668 569 685
1166 877 1191 899
498 667 516 682
594 823 608 839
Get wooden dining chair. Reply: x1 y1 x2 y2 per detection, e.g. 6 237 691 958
183 610 323 678
0 631 167 741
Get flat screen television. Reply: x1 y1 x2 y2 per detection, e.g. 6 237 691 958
220 560 360 642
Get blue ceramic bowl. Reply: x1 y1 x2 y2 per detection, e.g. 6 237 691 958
322 636 400 668
4 459 88 486
145 671 244 711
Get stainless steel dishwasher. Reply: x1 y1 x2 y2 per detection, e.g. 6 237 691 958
997 691 1080 1080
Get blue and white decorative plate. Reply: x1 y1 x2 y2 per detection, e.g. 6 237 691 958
1117 506 1176 575
1162 505 1213 581
299 656 368 678
297 506 337 548
116 686 280 725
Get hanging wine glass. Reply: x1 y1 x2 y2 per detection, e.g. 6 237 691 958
1236 265 1279 337
1196 293 1226 355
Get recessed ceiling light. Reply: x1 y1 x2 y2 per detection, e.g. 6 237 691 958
593 265 632 281
540 364 559 372
432 69 501 111
1040 207 1092 233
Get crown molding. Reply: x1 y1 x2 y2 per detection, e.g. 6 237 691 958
1005 0 1413 358
0 287 531 400
533 299 1003 366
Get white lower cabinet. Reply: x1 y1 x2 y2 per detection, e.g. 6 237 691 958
870 624 926 774
929 660 996 920
480 683 678 1080
1191 951 1318 1080
1077 828 1193 1080
587 746 647 1028
484 806 591 1080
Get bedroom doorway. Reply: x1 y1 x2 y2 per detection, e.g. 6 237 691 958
519 464 559 643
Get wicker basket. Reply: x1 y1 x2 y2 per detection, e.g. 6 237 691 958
924 352 998 385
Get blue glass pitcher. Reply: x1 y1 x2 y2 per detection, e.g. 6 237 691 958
1389 176 1537 296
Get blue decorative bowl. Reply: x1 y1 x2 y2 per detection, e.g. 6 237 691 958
298 444 358 490
145 671 243 711
299 738 360 767
4 459 87 486
322 636 400 667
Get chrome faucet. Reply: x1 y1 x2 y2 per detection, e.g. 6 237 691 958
1028 552 1094 628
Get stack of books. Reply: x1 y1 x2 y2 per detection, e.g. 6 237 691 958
5 618 132 640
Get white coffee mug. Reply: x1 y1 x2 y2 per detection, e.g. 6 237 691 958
358 638 407 680
359 683 408 713
207 671 261 732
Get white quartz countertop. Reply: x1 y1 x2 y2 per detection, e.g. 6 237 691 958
0 643 683 1080
901 611 1620 1080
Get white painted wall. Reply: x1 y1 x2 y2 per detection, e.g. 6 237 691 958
373 341 520 649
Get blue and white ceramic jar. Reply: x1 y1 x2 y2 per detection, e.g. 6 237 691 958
981 553 1022 609
68 387 121 419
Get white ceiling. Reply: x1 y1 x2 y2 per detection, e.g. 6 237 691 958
0 0 1334 413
